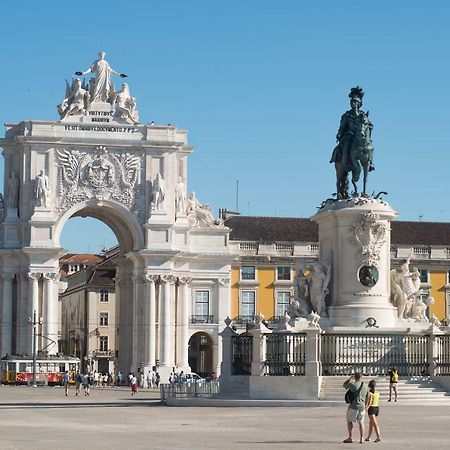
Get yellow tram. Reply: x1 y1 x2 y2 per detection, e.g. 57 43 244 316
1 355 81 385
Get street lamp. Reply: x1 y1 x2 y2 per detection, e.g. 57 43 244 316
30 310 42 388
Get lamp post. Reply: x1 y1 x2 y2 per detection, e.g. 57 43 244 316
31 310 42 388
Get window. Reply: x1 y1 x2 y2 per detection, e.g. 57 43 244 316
276 291 291 316
99 336 108 352
241 266 256 280
99 312 109 326
240 290 256 317
100 289 109 302
195 291 209 316
69 264 79 273
277 266 291 281
419 269 429 283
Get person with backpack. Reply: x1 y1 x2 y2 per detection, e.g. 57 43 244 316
365 379 381 442
388 367 399 401
342 372 369 444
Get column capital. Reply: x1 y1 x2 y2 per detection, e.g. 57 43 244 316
178 276 192 285
144 273 160 283
218 278 231 287
27 272 41 281
160 274 176 285
43 272 60 282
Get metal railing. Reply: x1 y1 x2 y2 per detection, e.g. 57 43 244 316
321 333 429 376
435 335 450 376
160 381 220 403
232 335 252 375
264 333 306 376
190 315 215 324
233 315 255 324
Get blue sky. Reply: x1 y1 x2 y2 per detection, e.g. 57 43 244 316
1 1 450 252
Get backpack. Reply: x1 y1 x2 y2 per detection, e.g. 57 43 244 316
345 382 363 404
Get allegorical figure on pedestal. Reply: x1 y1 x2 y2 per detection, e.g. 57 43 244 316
5 170 19 209
150 173 166 211
57 78 90 119
175 177 187 217
330 86 375 199
113 83 139 124
34 170 50 207
76 51 127 103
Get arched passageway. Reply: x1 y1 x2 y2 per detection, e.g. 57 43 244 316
188 332 213 378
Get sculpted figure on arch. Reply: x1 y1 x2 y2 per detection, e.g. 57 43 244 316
76 51 127 104
150 173 165 211
5 170 19 209
57 78 90 119
330 86 375 199
35 170 50 207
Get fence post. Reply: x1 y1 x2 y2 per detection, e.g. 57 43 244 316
219 317 238 380
427 325 443 377
249 314 272 376
304 319 323 377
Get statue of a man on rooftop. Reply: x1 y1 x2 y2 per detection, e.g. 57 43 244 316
76 51 127 104
330 86 375 199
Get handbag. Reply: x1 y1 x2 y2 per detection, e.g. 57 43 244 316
345 382 363 404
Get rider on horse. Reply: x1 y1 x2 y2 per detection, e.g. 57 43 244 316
330 86 375 198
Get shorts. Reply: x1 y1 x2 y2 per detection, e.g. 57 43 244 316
368 406 379 416
346 408 366 423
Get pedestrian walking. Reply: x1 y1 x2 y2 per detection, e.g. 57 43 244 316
365 379 381 442
388 367 399 402
131 373 138 395
82 373 91 396
155 372 160 387
75 371 82 396
62 370 71 397
146 371 152 389
343 372 369 444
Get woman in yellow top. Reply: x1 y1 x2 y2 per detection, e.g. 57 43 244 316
365 379 381 442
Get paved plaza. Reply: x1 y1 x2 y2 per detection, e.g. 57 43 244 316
0 385 449 449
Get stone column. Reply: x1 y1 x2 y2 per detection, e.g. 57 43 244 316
1 274 14 356
144 274 159 369
28 272 40 319
176 277 192 371
16 274 30 354
43 272 59 355
159 275 175 372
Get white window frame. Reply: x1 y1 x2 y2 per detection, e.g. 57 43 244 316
99 312 109 327
100 289 109 302
194 290 210 317
276 291 291 317
99 336 108 352
277 266 291 281
241 266 256 281
240 290 256 318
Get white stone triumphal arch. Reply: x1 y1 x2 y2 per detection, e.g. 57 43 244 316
0 52 233 380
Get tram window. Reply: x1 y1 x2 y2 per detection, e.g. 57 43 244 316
19 363 26 372
26 363 32 372
40 364 48 373
69 363 77 371
59 364 65 372
8 362 16 371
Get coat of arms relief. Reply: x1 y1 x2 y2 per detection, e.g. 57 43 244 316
56 145 142 214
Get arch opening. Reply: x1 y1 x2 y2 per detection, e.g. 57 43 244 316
188 332 213 378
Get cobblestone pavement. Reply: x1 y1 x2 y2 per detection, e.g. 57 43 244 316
0 385 449 449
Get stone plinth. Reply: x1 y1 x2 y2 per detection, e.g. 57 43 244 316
311 197 398 328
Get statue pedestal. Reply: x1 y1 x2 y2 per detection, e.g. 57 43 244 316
311 198 398 328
